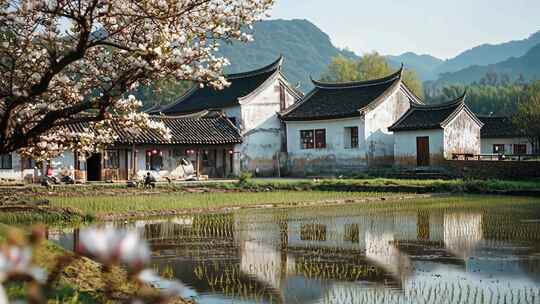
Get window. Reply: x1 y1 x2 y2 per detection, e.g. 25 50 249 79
300 224 327 241
145 149 163 170
103 150 120 169
300 129 326 149
315 129 326 148
514 144 527 155
300 130 314 149
492 144 505 154
0 154 12 169
345 127 359 149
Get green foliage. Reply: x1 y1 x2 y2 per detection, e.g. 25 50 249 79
217 19 358 92
425 81 527 115
320 52 424 98
513 81 540 152
237 171 253 186
132 79 192 109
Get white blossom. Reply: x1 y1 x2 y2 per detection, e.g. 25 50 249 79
76 227 151 271
0 245 46 283
0 0 274 159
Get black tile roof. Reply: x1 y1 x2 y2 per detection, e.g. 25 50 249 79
388 93 481 131
280 68 404 121
479 116 526 138
160 56 284 115
67 115 242 145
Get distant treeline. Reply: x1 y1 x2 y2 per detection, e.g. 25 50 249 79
425 71 532 116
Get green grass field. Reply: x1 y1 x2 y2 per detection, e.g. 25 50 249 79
48 191 397 215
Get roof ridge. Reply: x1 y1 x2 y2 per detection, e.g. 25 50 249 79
411 91 466 110
226 55 283 79
311 66 403 89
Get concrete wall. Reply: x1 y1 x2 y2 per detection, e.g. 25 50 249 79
237 74 297 176
394 129 445 167
444 160 540 179
364 88 411 165
481 137 533 155
285 117 366 176
444 110 481 159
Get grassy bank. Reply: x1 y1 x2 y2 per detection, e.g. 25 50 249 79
0 224 166 303
48 191 400 216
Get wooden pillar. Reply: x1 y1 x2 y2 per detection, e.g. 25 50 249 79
196 148 200 178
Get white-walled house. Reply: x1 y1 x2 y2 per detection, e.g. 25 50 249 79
389 94 484 168
280 68 418 175
158 56 302 176
1 114 242 183
479 116 533 155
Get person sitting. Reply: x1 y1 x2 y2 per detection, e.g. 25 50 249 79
144 172 156 189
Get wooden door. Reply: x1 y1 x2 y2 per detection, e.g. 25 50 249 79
416 137 430 167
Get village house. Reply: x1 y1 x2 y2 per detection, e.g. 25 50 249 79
280 67 420 175
156 56 303 176
478 116 533 156
389 93 484 168
0 113 242 183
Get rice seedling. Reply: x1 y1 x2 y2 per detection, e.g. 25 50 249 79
47 190 396 216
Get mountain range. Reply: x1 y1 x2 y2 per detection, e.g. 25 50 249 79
216 19 540 93
388 31 540 82
218 19 357 92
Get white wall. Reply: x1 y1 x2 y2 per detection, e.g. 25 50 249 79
364 88 411 164
285 117 366 175
237 73 297 176
481 137 533 154
443 110 481 158
0 152 22 180
394 129 445 167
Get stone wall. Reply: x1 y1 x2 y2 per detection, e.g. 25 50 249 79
444 160 540 179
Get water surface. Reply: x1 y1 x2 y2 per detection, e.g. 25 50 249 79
50 195 540 304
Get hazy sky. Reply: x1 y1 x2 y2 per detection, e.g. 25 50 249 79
270 0 540 59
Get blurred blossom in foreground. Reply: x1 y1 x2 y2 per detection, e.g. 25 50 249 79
0 245 46 283
76 227 151 271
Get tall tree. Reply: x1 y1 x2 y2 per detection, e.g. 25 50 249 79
320 52 424 98
513 81 540 153
0 0 273 160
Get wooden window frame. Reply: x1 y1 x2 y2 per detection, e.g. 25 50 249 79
300 130 314 149
492 144 505 154
104 150 120 169
0 154 12 169
514 144 527 155
315 129 326 149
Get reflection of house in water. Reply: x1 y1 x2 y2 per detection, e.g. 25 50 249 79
49 209 540 304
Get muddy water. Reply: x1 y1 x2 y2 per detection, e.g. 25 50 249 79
49 196 540 304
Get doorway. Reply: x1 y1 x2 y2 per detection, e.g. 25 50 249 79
87 153 102 181
416 137 430 167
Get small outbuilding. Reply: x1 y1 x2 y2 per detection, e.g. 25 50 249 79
478 116 533 155
389 93 483 168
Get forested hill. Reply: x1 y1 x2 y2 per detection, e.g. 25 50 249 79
434 42 540 86
433 31 540 76
386 52 443 81
218 19 358 92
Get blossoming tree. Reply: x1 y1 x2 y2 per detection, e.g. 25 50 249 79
0 0 273 160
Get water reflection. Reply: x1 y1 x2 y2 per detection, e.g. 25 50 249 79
49 201 540 304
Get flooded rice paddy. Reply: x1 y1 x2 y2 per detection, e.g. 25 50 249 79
50 195 540 303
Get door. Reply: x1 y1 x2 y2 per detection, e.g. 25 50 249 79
416 137 430 167
86 153 102 181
